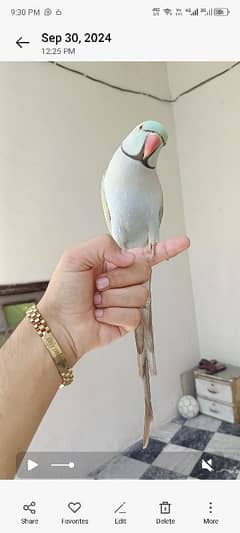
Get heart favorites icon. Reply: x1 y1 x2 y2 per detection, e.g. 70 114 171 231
68 502 81 514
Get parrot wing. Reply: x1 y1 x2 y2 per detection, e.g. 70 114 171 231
101 175 112 233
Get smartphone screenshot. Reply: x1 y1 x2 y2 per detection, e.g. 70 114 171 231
0 1 239 531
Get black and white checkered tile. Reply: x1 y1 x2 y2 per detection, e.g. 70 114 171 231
89 415 240 479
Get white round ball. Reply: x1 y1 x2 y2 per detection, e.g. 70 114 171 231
178 395 199 419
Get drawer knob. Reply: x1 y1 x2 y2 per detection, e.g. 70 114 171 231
208 388 217 394
210 406 219 413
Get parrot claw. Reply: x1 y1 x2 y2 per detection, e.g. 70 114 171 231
148 242 157 259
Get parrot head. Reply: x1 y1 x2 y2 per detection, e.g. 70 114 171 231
121 120 168 169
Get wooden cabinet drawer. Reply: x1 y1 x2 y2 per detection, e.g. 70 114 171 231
198 396 234 423
195 377 232 403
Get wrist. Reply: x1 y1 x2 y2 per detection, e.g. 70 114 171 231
37 298 78 369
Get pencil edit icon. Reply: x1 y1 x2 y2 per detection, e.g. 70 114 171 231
114 502 127 515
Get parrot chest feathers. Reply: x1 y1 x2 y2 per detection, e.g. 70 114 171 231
102 148 163 248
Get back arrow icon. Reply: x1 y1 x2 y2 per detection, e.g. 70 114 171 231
16 36 30 48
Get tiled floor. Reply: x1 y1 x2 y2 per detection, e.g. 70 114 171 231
89 414 240 480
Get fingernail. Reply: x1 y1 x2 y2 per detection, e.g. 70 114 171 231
95 308 104 319
121 249 134 257
96 277 109 290
94 293 102 305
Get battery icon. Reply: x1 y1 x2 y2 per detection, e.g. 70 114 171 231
214 8 230 16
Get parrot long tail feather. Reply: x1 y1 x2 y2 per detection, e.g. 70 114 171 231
134 272 157 448
142 358 154 449
134 273 157 377
135 321 145 377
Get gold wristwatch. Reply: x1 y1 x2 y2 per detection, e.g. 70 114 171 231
26 304 73 386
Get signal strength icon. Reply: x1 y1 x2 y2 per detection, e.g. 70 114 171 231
205 8 213 16
191 8 199 16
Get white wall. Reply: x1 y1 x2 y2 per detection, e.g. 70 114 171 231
167 62 235 99
0 62 199 453
167 62 240 365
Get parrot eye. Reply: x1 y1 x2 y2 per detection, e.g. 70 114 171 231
139 124 143 130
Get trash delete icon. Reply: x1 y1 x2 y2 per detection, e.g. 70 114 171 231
160 501 171 514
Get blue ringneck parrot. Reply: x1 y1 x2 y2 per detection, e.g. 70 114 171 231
101 120 168 447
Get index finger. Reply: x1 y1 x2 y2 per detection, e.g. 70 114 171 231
129 236 190 266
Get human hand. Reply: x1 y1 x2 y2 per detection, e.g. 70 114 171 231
38 234 190 367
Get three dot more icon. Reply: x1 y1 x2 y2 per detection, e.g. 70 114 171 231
209 502 213 514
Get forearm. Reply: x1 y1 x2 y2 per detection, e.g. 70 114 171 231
0 235 189 478
0 313 62 479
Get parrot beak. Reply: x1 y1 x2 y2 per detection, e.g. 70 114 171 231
143 133 162 160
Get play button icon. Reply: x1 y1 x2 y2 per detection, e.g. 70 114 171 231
27 459 39 472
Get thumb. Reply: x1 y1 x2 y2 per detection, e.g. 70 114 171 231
60 234 135 272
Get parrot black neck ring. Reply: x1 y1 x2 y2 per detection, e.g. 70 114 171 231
121 145 156 170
